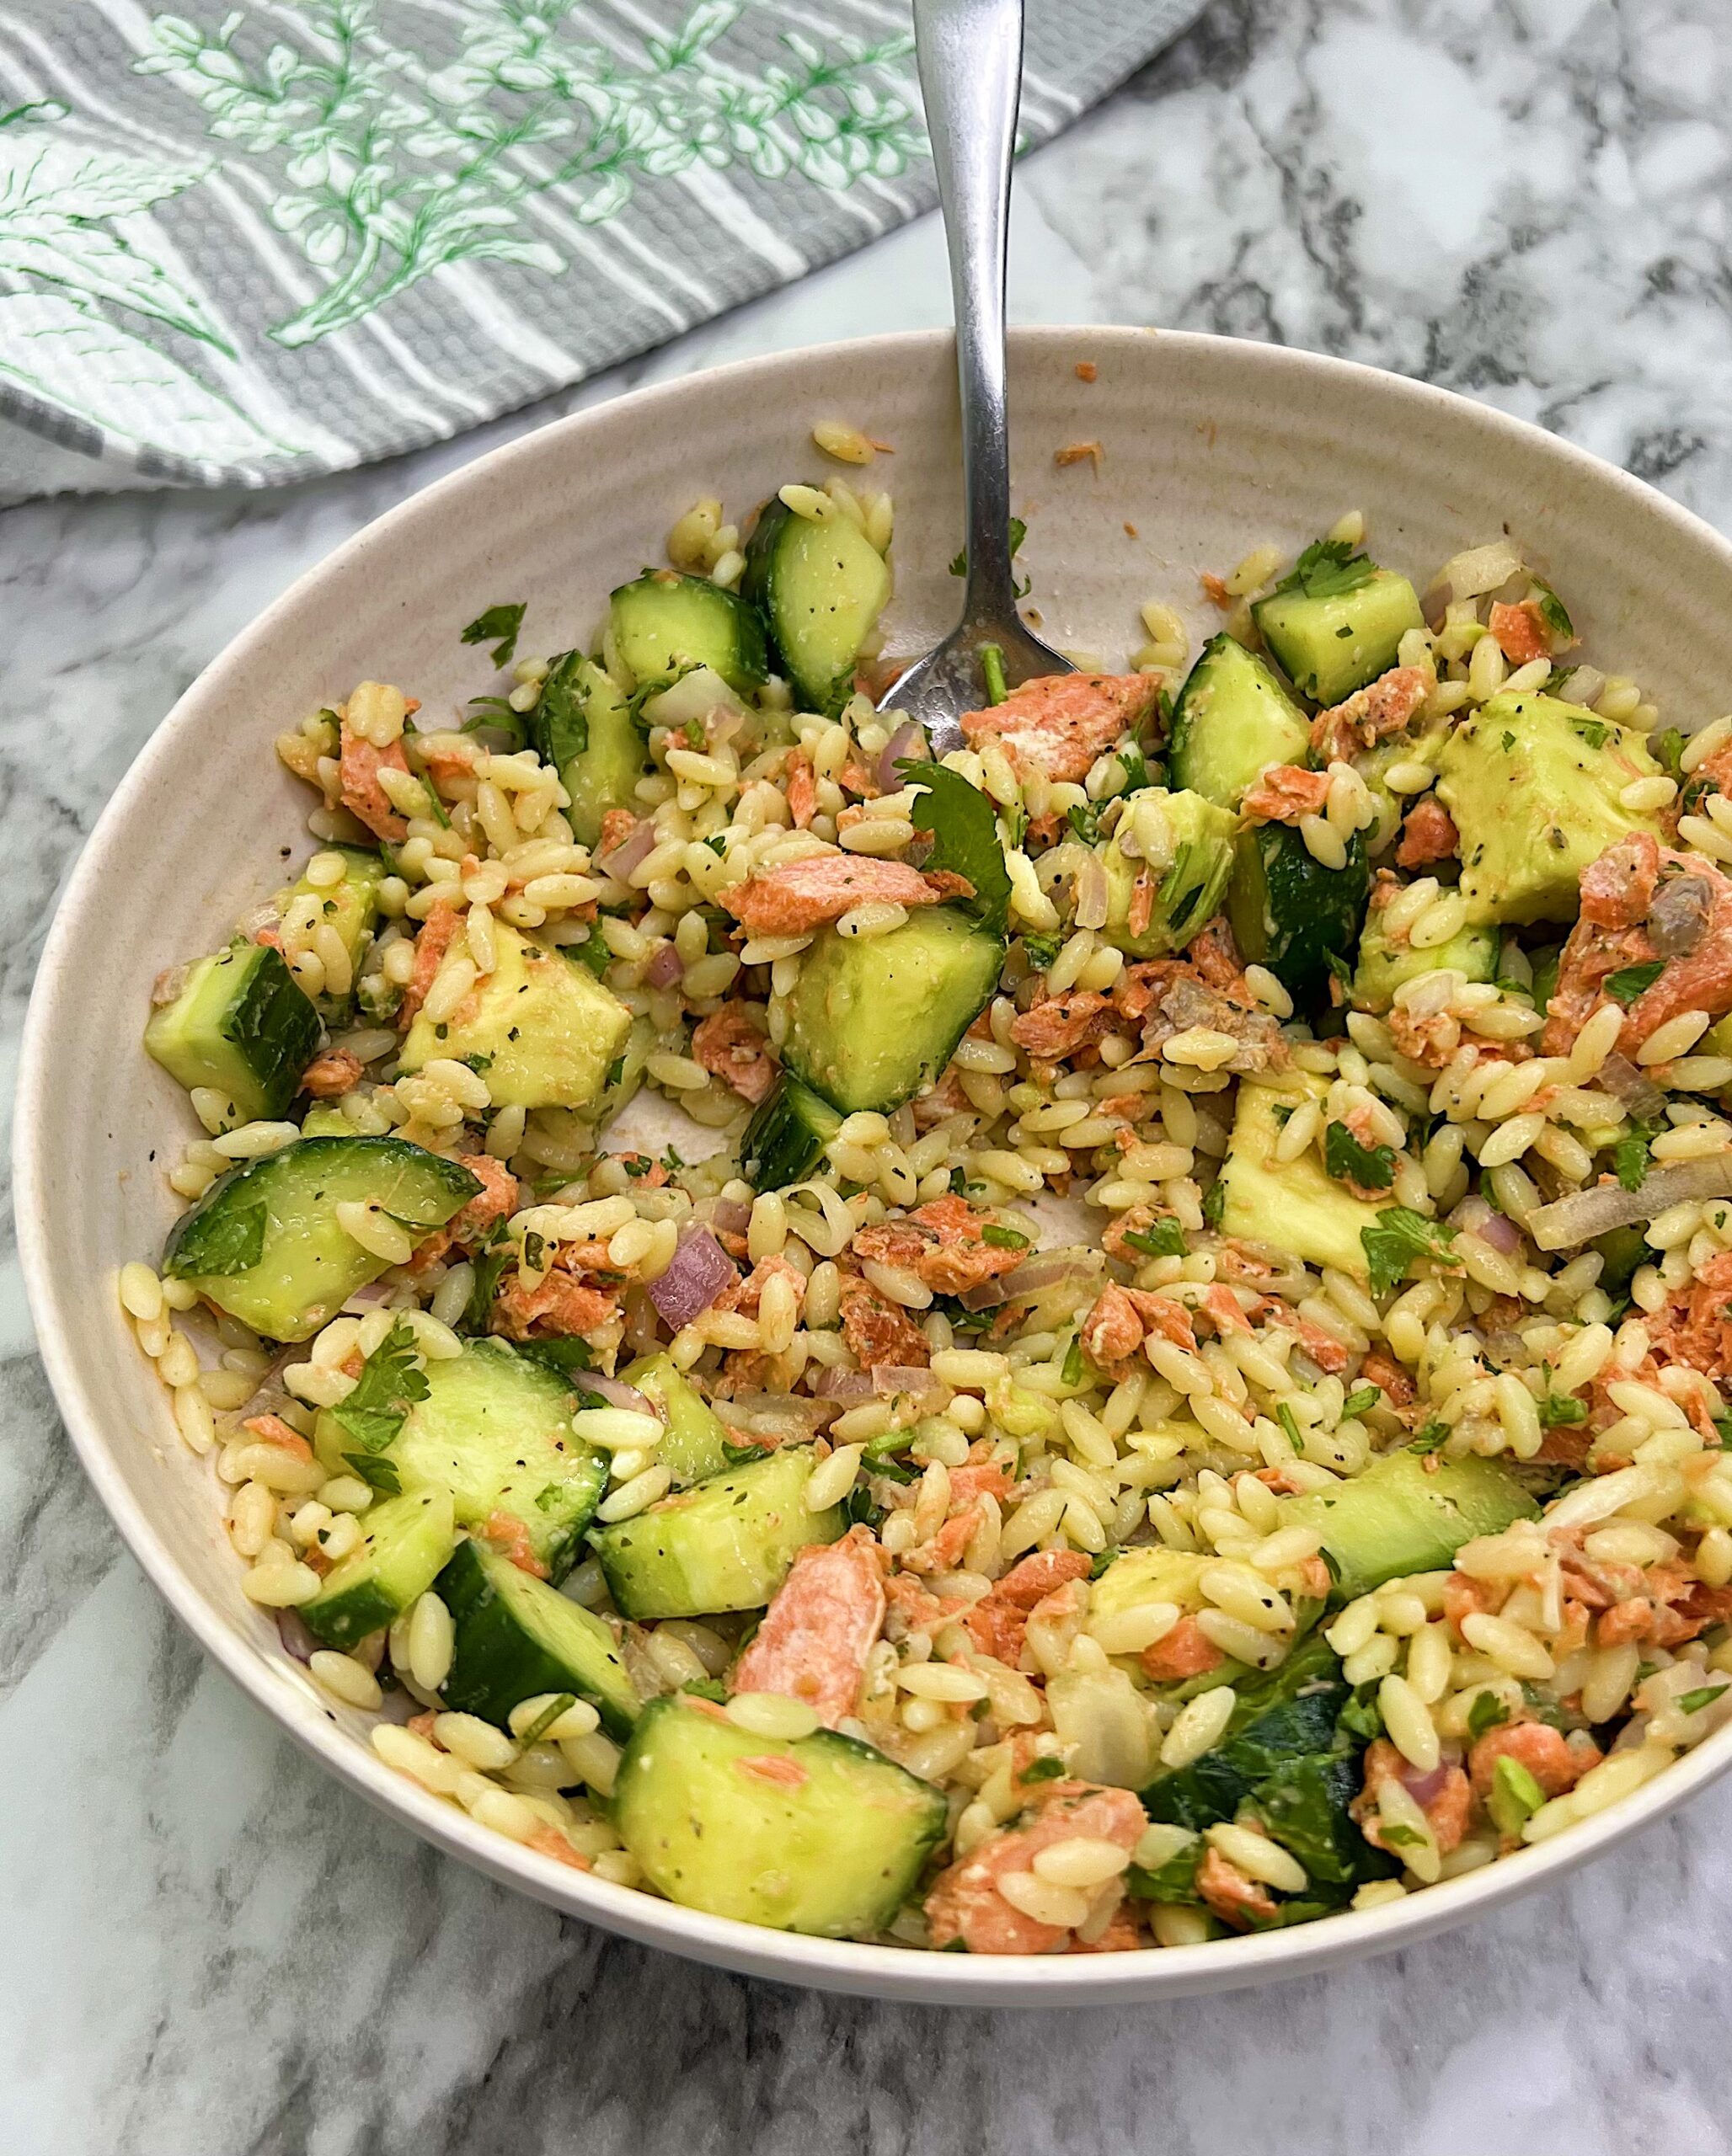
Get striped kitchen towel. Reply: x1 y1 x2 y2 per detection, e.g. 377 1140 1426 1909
0 0 1205 497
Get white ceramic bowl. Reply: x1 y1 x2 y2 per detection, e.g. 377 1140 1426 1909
19 328 1732 2005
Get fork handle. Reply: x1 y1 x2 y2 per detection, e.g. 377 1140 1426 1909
915 0 1026 624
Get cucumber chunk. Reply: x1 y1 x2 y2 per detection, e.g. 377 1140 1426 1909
1282 1449 1540 1600
613 1694 946 1936
398 917 632 1112
1253 567 1424 707
782 909 1004 1117
740 1073 844 1192
1168 635 1312 809
1216 1078 1389 1280
589 1446 844 1620
144 938 319 1124
1227 819 1369 1008
609 569 767 696
436 1535 639 1737
620 1351 733 1486
528 650 649 850
316 1337 608 1582
742 495 891 716
302 1484 456 1650
163 1136 480 1342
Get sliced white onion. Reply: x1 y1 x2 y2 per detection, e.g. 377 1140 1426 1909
1434 540 1526 601
640 665 747 734
1527 1158 1732 1251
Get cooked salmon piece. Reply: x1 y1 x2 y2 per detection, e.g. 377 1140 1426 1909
963 1550 1091 1665
1243 765 1332 825
1488 600 1550 665
410 1154 520 1273
1395 796 1459 867
301 1048 364 1098
1543 837 1732 1057
924 1780 1146 1953
852 1195 1029 1296
960 673 1163 784
692 1005 778 1104
398 899 462 1027
719 856 971 938
836 1273 931 1369
339 721 412 842
1467 1720 1594 1802
1309 664 1430 766
1138 1614 1223 1684
730 1527 886 1728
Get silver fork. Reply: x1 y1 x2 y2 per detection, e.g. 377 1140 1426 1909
881 0 1073 752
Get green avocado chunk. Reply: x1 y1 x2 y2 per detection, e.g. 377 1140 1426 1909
1435 692 1665 926
1100 788 1239 958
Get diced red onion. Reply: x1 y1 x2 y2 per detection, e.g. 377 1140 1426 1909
814 1368 875 1402
1451 1195 1522 1257
578 1373 662 1420
276 1610 318 1664
1073 858 1110 932
724 1393 835 1433
960 1251 1096 1312
1528 1157 1732 1251
598 818 655 878
648 1227 737 1328
237 900 281 942
644 943 684 989
874 1365 947 1407
1402 1762 1451 1808
879 719 927 793
1596 1052 1667 1122
709 1198 751 1238
341 1281 398 1312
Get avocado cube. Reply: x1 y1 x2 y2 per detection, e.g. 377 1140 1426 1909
1100 787 1238 958
399 916 631 1111
1436 692 1665 926
1216 1077 1388 1279
1351 894 1498 1012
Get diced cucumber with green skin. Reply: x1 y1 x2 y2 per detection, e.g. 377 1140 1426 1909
1435 692 1665 926
742 495 892 717
613 1694 947 1936
1227 819 1369 1007
163 1137 480 1342
621 1351 732 1485
609 569 767 696
399 918 632 1112
1281 1449 1540 1601
315 1337 608 1582
1216 1078 1387 1280
1099 788 1239 958
302 1485 456 1650
1253 568 1425 707
1139 1635 1346 1829
740 1073 844 1191
528 650 649 850
589 1446 844 1620
436 1535 639 1737
782 909 1005 1117
287 846 387 1015
144 938 320 1123
1351 903 1497 1014
1168 634 1312 809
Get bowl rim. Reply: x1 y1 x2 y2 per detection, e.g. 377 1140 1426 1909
20 322 1732 2004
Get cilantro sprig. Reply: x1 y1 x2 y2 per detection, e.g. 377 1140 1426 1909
329 1318 428 1454
1323 1120 1397 1193
1605 960 1665 1008
899 760 1012 936
1613 1118 1660 1193
1273 537 1378 603
461 600 527 669
1360 1207 1457 1299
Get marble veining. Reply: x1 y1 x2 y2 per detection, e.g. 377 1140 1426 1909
5 2 1732 2148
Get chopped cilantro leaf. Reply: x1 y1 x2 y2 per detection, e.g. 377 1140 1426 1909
341 1451 402 1495
899 761 1012 935
1342 1385 1381 1419
1409 1420 1449 1456
1571 718 1611 751
1613 1119 1660 1193
1532 582 1574 644
1066 800 1104 846
1275 537 1378 602
949 517 1028 584
1606 960 1665 1007
532 648 591 768
567 934 612 980
461 600 527 668
1323 1120 1397 1192
1466 1689 1510 1742
1124 1218 1187 1260
329 1319 428 1454
1654 727 1686 779
1360 1207 1457 1299
1117 745 1152 794
1537 1385 1587 1430
1022 931 1061 973
1019 1753 1066 1784
1201 1179 1226 1229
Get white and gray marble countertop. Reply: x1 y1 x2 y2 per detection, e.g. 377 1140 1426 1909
6 2 1732 2149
